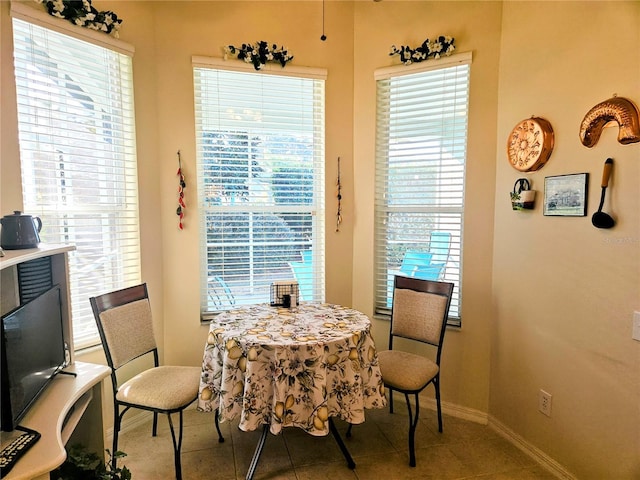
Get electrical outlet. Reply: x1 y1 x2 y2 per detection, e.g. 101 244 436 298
538 389 552 417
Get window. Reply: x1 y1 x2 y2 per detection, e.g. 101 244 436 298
193 58 326 319
12 6 141 349
374 52 471 323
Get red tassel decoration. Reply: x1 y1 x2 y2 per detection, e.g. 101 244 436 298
176 150 186 230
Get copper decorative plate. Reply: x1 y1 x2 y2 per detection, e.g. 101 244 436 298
507 117 554 172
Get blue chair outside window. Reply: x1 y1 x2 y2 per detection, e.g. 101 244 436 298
300 249 312 264
290 250 314 301
414 264 446 281
429 231 451 267
289 261 313 301
386 232 452 307
208 276 235 309
399 252 433 276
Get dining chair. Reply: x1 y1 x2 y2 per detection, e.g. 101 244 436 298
376 275 454 467
90 283 224 480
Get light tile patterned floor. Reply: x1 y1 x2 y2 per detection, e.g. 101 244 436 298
117 405 558 480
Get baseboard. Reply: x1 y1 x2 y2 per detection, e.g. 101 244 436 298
413 391 574 480
104 410 153 444
487 415 576 480
415 392 489 425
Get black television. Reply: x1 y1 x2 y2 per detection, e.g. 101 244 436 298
1 284 67 432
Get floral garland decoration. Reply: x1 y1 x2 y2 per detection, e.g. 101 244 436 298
34 0 122 37
176 150 186 230
390 36 455 65
224 42 293 71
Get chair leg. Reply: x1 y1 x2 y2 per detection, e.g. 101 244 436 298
389 387 394 413
346 423 353 438
113 404 131 464
215 413 225 443
166 411 185 480
152 411 159 437
434 375 443 432
112 406 121 471
404 392 420 467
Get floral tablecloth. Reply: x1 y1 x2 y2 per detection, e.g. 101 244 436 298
198 302 387 436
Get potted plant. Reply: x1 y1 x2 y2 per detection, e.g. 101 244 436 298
51 445 132 480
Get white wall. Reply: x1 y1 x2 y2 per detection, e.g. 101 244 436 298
491 2 640 478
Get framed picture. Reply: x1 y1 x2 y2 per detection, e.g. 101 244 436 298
544 173 589 216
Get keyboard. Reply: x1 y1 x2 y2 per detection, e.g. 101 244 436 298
0 427 40 476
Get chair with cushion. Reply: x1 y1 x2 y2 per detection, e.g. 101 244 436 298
90 283 223 480
378 275 454 467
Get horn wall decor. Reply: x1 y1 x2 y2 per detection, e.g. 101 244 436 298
579 95 640 148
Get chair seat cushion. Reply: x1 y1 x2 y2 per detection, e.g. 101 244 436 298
378 350 439 392
116 366 201 411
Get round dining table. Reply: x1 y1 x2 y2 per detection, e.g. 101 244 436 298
198 302 387 437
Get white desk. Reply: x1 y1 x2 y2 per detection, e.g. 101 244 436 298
1 246 110 478
1 361 111 480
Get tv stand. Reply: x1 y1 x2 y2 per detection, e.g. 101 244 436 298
0 362 110 480
0 245 111 479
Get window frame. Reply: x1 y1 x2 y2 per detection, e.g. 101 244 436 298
192 57 327 321
11 3 141 349
373 52 472 326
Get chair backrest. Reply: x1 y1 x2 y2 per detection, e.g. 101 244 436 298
90 283 158 372
389 275 454 364
429 231 451 265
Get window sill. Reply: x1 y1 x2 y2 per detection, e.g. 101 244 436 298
74 343 104 360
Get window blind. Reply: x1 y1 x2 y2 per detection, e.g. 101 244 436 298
374 53 471 323
12 17 141 349
193 60 326 319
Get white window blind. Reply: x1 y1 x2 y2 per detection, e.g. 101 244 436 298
12 17 141 349
193 59 326 319
374 53 471 323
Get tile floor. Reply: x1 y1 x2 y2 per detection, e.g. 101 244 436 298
117 403 558 480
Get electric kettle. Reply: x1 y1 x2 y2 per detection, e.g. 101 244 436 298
0 211 42 250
